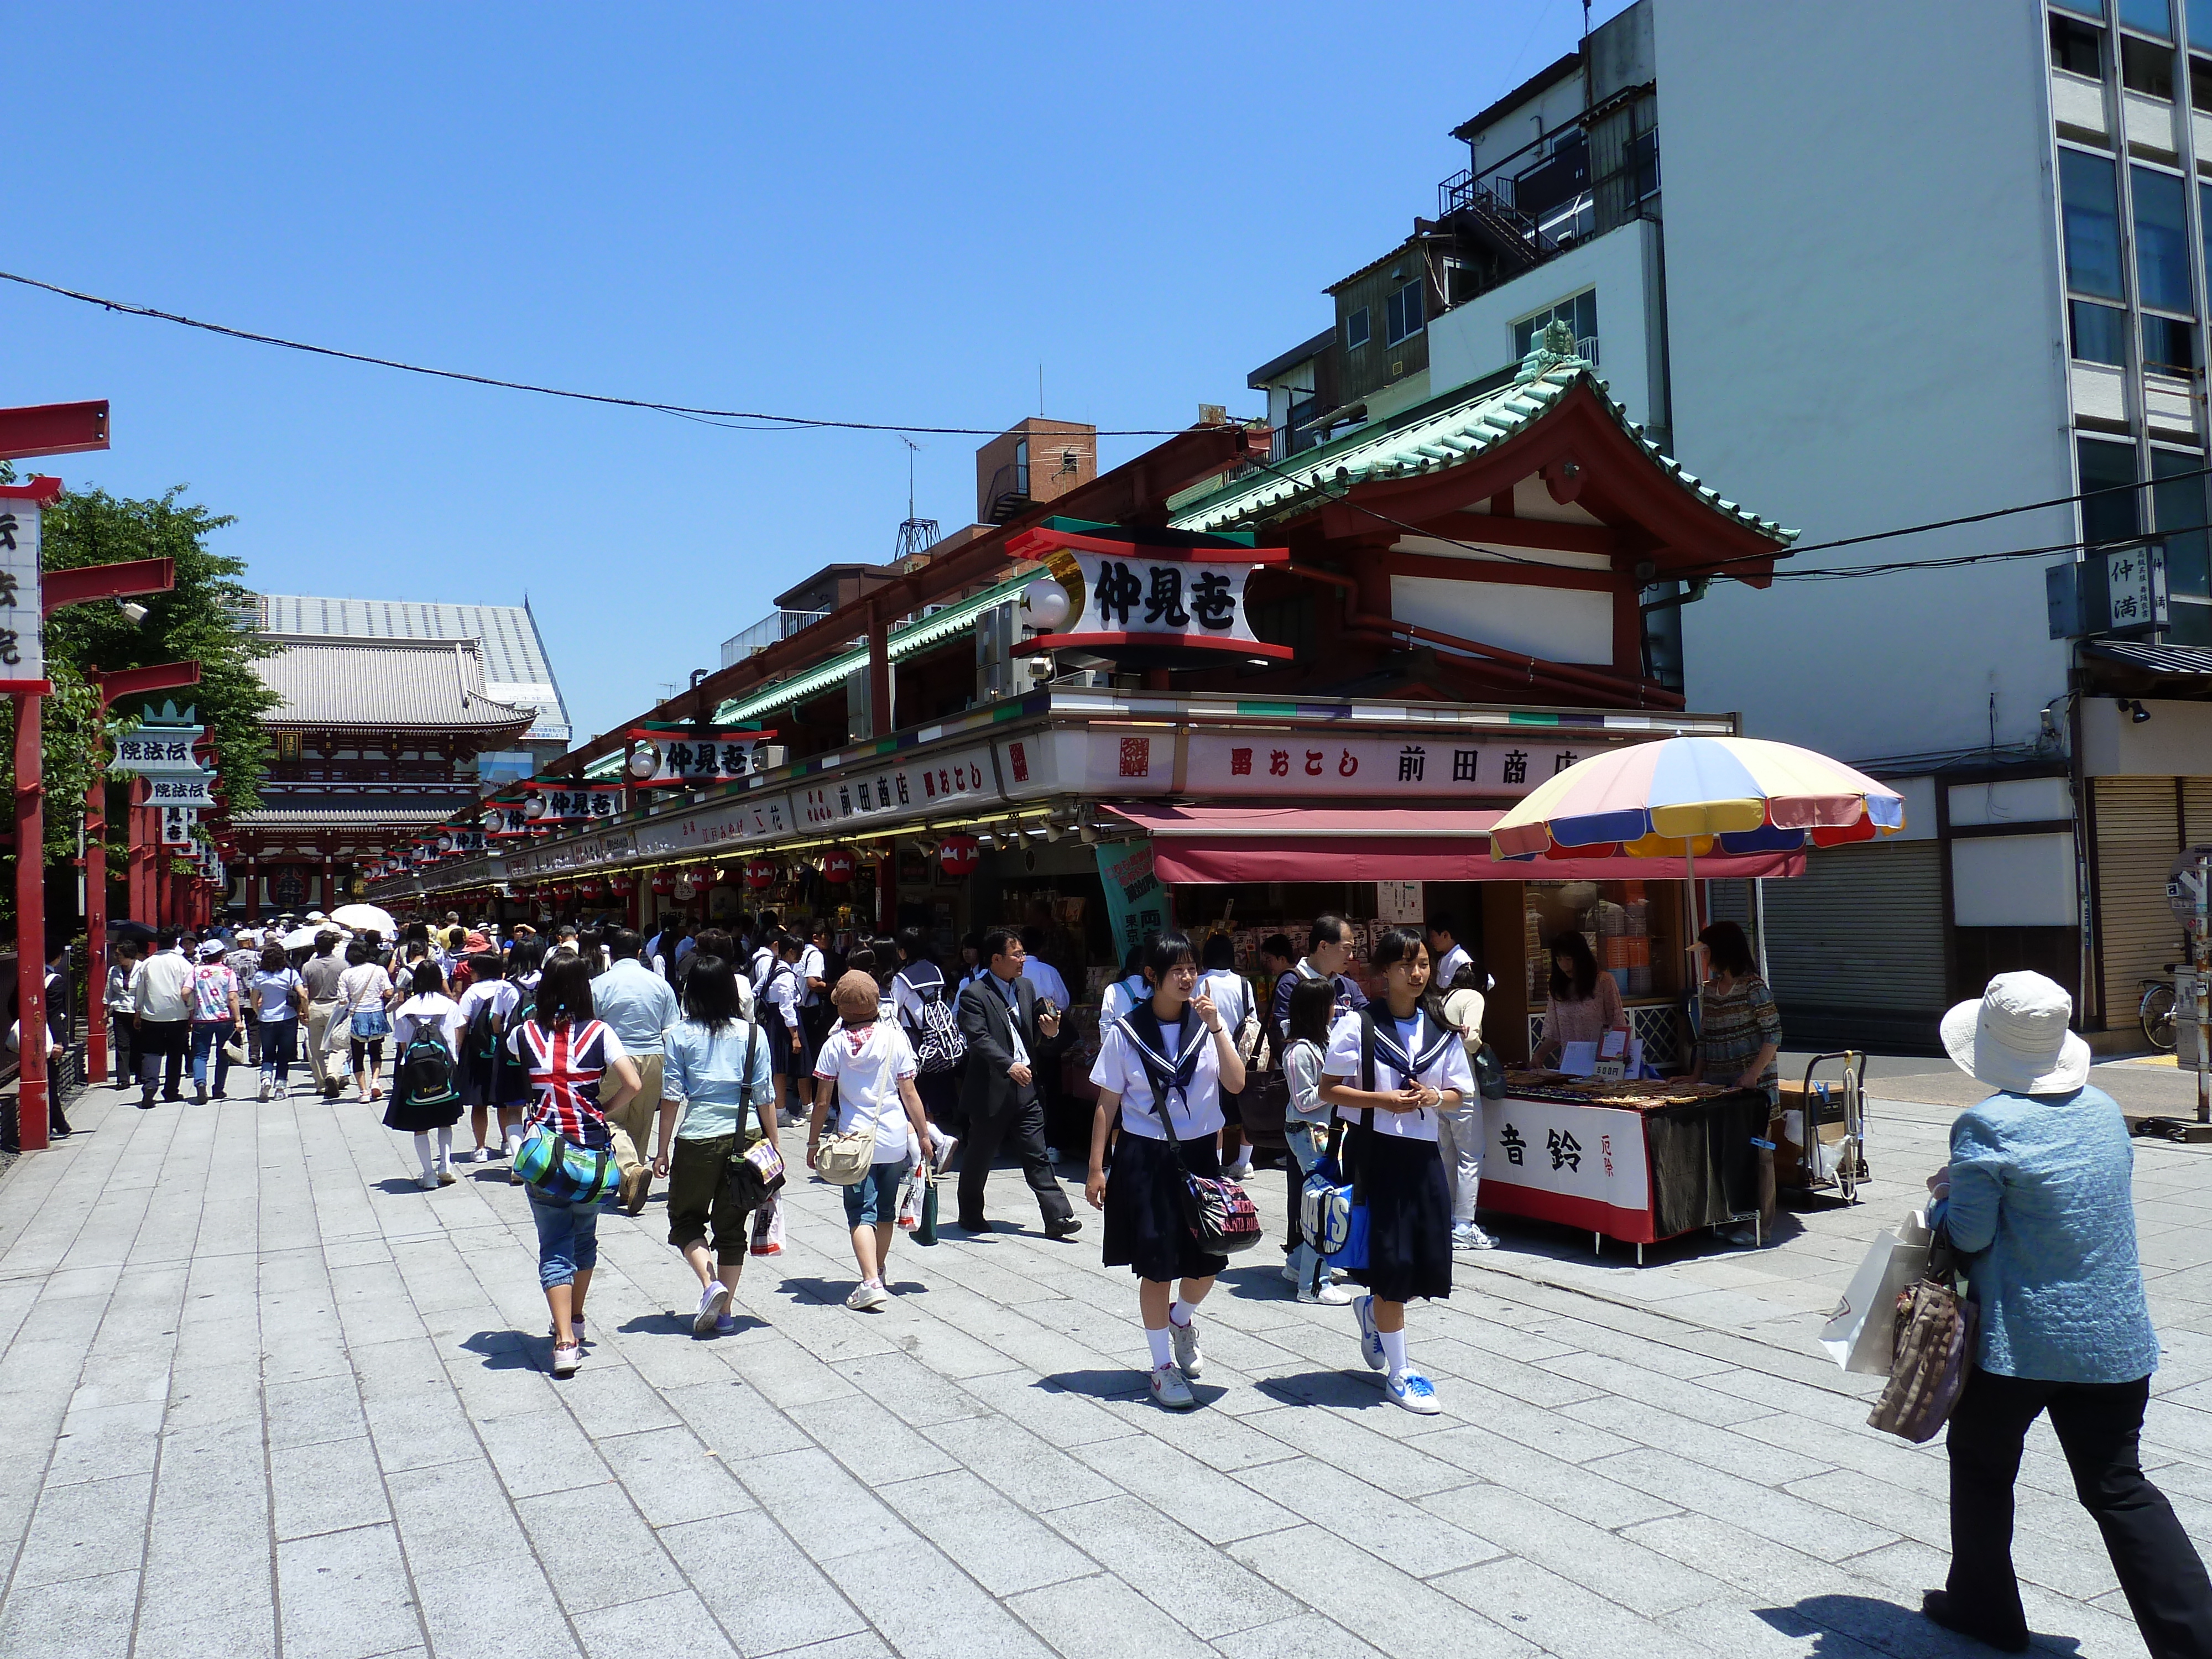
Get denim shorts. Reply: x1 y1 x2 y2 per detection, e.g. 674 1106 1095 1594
841 1156 910 1228
529 1190 602 1288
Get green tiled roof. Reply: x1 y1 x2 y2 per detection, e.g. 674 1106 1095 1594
1168 328 1797 546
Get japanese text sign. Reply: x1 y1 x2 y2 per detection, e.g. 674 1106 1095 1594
2105 546 2167 631
0 499 40 682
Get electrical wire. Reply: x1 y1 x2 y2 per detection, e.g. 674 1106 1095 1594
0 269 1195 439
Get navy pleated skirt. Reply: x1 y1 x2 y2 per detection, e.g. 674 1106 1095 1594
1102 1132 1230 1284
1348 1131 1453 1304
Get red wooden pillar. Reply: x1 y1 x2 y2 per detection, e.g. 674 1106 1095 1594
13 692 49 1150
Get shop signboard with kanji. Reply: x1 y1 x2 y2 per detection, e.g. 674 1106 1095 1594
160 805 196 847
1006 519 1292 661
0 495 41 686
1479 1096 1652 1239
629 730 775 786
527 787 618 825
799 744 997 831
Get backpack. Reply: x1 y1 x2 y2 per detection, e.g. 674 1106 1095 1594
898 964 967 1074
399 1016 460 1108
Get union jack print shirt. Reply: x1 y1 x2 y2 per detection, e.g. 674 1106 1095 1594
507 1017 628 1146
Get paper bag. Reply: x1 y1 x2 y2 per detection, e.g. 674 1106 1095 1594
1820 1210 1932 1373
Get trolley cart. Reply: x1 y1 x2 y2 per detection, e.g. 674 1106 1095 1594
1776 1049 1867 1203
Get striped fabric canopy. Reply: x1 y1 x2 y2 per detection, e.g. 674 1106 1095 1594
1489 736 1906 862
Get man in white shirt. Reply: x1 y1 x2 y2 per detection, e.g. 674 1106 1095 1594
129 930 196 1108
1427 916 1473 991
1016 927 1071 1012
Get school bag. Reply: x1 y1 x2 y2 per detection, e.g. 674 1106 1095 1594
1114 1004 1263 1255
898 964 967 1074
398 1016 461 1109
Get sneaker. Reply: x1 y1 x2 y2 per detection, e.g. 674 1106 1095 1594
930 1133 958 1174
1223 1157 1252 1180
713 1312 738 1333
1354 1295 1386 1373
1148 1362 1197 1411
546 1317 588 1346
551 1342 581 1377
1170 1316 1203 1379
695 1282 732 1335
436 1170 456 1187
1452 1223 1496 1251
1385 1370 1441 1415
194 1086 209 1105
509 1166 525 1185
846 1281 889 1312
1297 1281 1354 1306
257 1079 273 1102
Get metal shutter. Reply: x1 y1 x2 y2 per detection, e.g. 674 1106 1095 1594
1758 841 1949 1012
2183 778 2212 848
2095 777 2182 1012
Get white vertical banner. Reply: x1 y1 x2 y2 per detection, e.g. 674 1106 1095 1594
0 499 41 682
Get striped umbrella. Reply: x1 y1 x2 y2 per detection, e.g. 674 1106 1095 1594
1489 736 1907 863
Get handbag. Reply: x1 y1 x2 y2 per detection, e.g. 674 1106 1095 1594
1866 1219 1978 1443
813 1121 877 1185
720 1022 784 1210
223 1034 250 1066
513 1125 619 1206
1820 1209 1934 1373
1472 1042 1509 1100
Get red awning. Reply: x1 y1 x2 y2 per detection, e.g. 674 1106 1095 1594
1103 804 1806 884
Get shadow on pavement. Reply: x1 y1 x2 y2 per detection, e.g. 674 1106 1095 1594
1761 1593 2084 1657
458 1330 541 1370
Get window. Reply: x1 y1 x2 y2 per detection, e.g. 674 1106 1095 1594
2134 165 2195 311
2123 0 2172 35
2072 298 2130 363
1384 279 1425 346
2057 0 2106 15
2193 55 2212 109
2145 312 2198 375
2124 33 2177 94
1345 306 1370 350
2053 13 2106 72
2193 0 2212 46
2060 149 2125 299
2154 446 2211 597
1512 289 1599 358
2079 436 2141 548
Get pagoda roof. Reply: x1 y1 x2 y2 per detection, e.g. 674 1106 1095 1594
251 636 535 734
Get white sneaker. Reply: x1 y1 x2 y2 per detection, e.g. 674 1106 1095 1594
1297 1281 1354 1306
695 1281 732 1334
257 1079 273 1102
1148 1362 1197 1411
418 1173 440 1191
846 1281 888 1312
1453 1223 1496 1251
1385 1369 1441 1414
1223 1158 1252 1180
931 1133 958 1174
1170 1317 1203 1379
552 1342 581 1377
1354 1295 1386 1372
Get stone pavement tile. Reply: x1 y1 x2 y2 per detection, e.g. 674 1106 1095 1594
1070 1431 1300 1545
9 1469 152 1588
555 1353 685 1441
829 1349 991 1428
66 1344 175 1411
1515 1314 1736 1381
1239 1400 1468 1496
161 1360 262 1430
1657 1597 1896 1659
1433 1554 1718 1659
44 1398 165 1486
1234 1456 1500 1579
948 1373 1129 1451
1537 1351 1773 1427
719 1331 863 1410
917 1413 1120 1514
661 1379 814 1458
1620 1513 1876 1606
476 1401 615 1500
1211 1612 1388 1659
366 1382 486 1476
826 1535 1057 1659
1087 1390 1301 1473
1730 1416 1952 1500
265 1371 369 1449
275 1522 425 1659
1698 1358 1870 1416
1231 1522 1540 1659
1415 1423 1682 1528
1590 1448 1900 1557
1041 1493 1301 1640
599 1423 758 1528
131 1606 279 1659
410 1556 585 1659
1563 1395 1832 1486
787 1393 962 1482
271 1433 392 1540
1418 1482 1723 1618
887 1309 1029 1383
386 1458 531 1572
884 1468 1098 1597
661 1509 872 1654
772 1639 893 1659
0 1564 138 1659
1007 1570 1214 1659
567 1588 740 1659
736 1446 915 1563
517 1480 687 1616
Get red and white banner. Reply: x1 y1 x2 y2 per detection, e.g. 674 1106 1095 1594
1476 1096 1655 1243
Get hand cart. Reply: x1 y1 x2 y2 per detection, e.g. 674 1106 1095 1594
1776 1050 1867 1204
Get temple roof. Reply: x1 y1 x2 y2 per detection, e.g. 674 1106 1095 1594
251 636 535 734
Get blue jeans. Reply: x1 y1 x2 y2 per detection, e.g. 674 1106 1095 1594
259 1018 299 1083
1286 1121 1331 1293
841 1157 911 1228
529 1190 601 1288
189 1021 237 1095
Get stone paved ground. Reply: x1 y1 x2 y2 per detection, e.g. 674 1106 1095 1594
0 1066 2208 1659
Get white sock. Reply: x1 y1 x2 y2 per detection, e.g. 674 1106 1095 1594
1144 1325 1173 1369
1168 1300 1194 1329
414 1134 437 1178
436 1128 452 1170
1379 1328 1408 1380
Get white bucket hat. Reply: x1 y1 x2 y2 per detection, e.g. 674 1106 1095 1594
1940 971 2091 1095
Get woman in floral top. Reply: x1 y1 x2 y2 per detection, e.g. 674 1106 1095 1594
1689 920 1782 1102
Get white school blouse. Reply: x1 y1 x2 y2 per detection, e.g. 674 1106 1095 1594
1319 1008 1476 1144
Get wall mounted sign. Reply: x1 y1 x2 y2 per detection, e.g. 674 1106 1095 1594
1007 519 1293 661
626 729 777 786
0 491 44 686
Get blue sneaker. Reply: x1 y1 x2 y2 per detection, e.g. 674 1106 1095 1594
1385 1370 1440 1414
1354 1295 1385 1372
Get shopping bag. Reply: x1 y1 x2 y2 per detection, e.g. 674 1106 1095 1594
749 1193 786 1256
1820 1210 1933 1373
915 1172 939 1247
896 1168 921 1230
1868 1224 1979 1443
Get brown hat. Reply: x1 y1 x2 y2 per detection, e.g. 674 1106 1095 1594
831 971 880 1019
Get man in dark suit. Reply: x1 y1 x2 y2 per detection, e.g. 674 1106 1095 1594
955 927 1081 1240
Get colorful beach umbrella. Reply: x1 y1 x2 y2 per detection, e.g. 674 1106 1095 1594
1489 736 1906 863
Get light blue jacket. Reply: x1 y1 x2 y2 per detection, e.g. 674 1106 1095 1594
1947 1083 2158 1384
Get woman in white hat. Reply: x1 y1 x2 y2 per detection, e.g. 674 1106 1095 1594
1923 971 2210 1656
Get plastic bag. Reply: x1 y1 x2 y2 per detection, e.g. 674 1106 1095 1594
1820 1209 1933 1373
749 1193 786 1256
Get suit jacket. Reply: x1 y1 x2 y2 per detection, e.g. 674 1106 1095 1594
957 972 1046 1118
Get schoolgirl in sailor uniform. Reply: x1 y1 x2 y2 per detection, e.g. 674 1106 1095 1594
1084 931 1247 1411
1319 926 1474 1415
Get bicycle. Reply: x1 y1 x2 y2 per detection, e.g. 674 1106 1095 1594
2140 968 2179 1052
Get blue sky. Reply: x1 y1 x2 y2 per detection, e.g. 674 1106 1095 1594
6 2 1620 744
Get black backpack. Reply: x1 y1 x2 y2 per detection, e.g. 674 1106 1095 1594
399 1019 460 1108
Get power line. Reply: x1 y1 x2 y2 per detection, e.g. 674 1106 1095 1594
0 269 1197 439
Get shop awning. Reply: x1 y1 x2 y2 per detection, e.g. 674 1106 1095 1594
1103 804 1806 884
